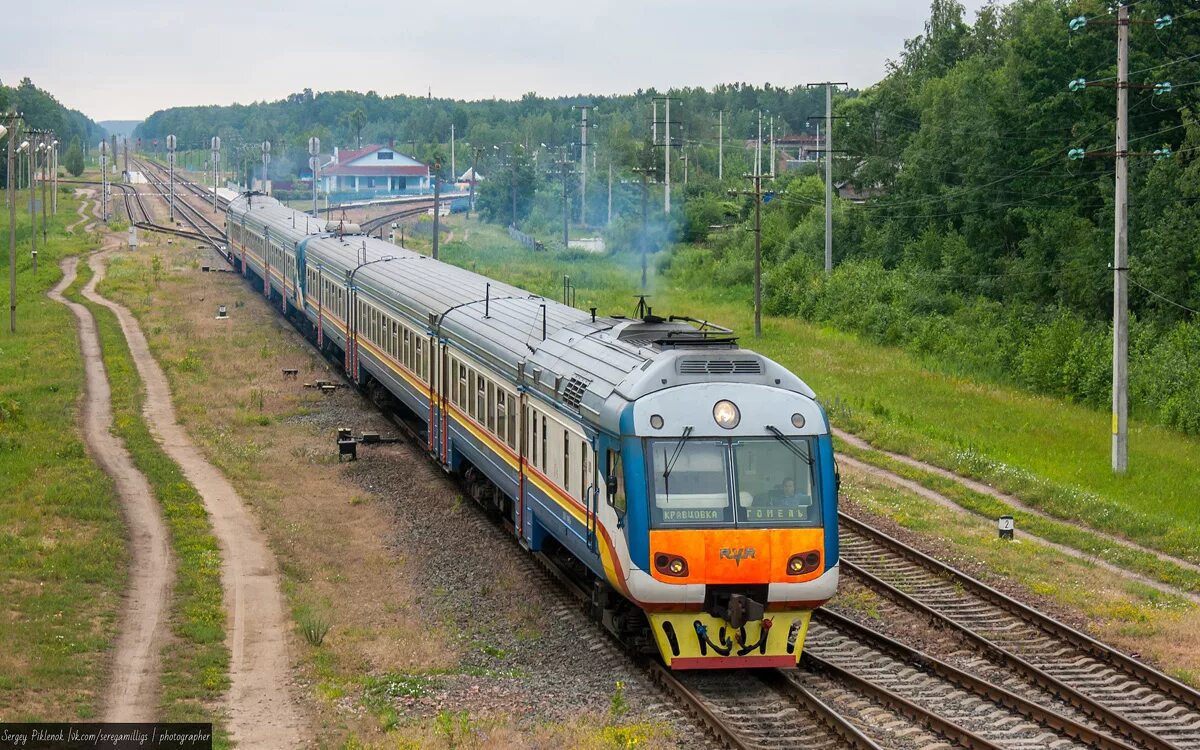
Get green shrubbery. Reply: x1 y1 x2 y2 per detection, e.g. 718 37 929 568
670 231 1200 434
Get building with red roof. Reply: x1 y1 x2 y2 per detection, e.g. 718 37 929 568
318 143 430 197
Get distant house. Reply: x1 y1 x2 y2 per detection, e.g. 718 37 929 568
317 143 430 197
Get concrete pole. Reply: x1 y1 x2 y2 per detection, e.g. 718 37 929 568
664 97 671 215
757 111 763 180
718 110 723 181
1112 2 1130 473
51 142 58 215
769 118 775 177
825 84 834 274
28 137 36 271
8 122 16 333
450 124 455 178
579 107 589 225
753 173 762 338
432 165 441 259
607 162 613 226
40 138 48 246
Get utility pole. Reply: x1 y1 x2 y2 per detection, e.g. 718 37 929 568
3 113 20 333
40 133 49 247
632 166 654 289
574 104 594 225
718 110 724 181
730 170 768 338
450 124 456 178
1066 6 1174 473
653 96 678 214
123 135 129 182
607 161 613 225
309 136 321 217
769 117 776 177
555 152 575 250
29 133 38 271
50 139 59 215
757 111 762 176
99 139 109 223
432 161 441 259
808 81 848 274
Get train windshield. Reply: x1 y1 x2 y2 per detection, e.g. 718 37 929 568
648 437 820 528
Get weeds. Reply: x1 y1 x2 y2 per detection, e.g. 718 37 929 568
299 612 332 647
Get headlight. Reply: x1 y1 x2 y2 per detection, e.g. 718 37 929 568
713 400 740 429
791 412 806 428
650 414 664 429
787 550 822 576
654 553 689 578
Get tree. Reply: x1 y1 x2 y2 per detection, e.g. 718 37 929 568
348 107 367 149
64 137 84 176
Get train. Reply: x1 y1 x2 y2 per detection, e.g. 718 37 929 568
225 192 840 669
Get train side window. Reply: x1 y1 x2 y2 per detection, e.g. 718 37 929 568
476 375 484 421
581 440 589 503
542 417 548 472
457 361 467 404
416 338 424 381
496 391 507 442
563 431 571 493
506 394 517 448
531 408 538 467
486 382 496 433
606 450 626 514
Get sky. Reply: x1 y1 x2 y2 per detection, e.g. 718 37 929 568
3 0 988 122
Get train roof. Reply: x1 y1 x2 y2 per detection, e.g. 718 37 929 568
228 194 816 422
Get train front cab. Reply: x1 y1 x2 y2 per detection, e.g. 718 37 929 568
613 381 838 669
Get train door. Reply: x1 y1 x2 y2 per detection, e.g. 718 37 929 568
427 336 436 453
517 391 527 541
585 437 598 553
263 226 271 298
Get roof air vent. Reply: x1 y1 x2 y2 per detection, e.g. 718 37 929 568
677 358 762 376
562 375 592 410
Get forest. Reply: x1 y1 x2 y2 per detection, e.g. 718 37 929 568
0 77 105 184
131 0 1200 433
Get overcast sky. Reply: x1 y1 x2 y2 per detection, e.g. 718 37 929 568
3 0 988 122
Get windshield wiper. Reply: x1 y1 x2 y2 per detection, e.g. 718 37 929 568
662 424 700 494
765 425 813 467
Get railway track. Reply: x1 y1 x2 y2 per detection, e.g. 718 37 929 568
132 158 228 253
59 179 209 243
838 512 1200 749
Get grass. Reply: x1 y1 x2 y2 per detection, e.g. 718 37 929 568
0 187 125 719
65 259 230 740
437 215 1200 567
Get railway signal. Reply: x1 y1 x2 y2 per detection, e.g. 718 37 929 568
210 136 221 213
261 140 271 194
309 136 320 216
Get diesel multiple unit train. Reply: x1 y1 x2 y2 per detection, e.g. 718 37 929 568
226 193 840 668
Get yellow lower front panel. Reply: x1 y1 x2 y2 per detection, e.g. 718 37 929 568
648 610 812 669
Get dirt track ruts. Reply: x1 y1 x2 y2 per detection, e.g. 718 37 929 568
81 246 305 747
49 251 173 721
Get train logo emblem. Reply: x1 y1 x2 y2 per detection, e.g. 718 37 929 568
720 547 756 566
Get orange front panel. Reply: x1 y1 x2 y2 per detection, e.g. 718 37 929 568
648 527 825 585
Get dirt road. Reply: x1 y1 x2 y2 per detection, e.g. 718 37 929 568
82 248 306 747
49 253 173 721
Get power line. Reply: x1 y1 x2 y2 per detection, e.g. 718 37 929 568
1129 276 1200 315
